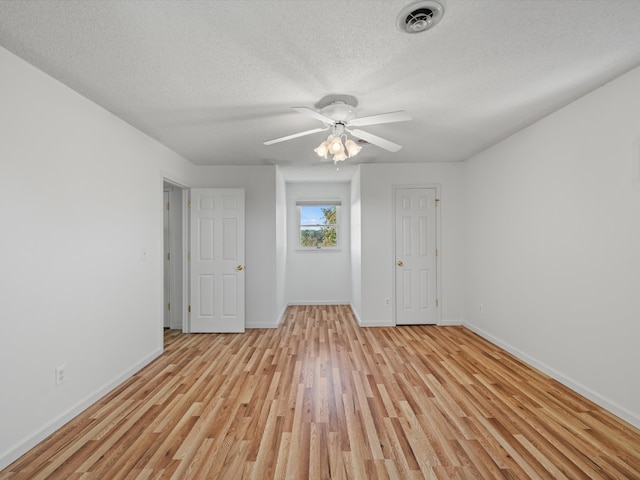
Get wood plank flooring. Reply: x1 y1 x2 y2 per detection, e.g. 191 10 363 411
2 305 639 479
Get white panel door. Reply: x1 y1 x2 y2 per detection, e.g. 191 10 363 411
190 188 245 333
395 188 438 325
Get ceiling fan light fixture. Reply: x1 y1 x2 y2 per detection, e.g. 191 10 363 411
333 151 347 162
264 97 410 161
314 143 329 159
315 131 361 163
314 135 334 158
344 138 362 157
330 136 344 153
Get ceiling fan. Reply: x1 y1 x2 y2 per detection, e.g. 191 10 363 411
263 100 411 161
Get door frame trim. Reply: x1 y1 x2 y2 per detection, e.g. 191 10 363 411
162 176 190 333
163 188 172 329
392 184 441 326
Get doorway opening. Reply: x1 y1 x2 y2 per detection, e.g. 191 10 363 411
163 180 187 331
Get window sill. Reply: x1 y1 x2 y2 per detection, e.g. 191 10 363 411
295 247 342 253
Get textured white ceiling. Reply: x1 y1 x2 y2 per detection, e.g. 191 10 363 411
2 0 640 178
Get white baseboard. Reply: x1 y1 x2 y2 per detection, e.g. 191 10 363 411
358 319 395 327
463 321 640 430
352 308 460 328
246 304 287 329
244 303 398 328
348 302 394 327
246 303 352 329
349 303 362 325
0 348 163 471
276 304 288 326
439 318 463 326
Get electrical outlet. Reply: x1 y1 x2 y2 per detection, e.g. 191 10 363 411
384 298 391 306
55 364 66 386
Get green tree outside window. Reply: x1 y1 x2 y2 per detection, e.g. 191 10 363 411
300 205 338 247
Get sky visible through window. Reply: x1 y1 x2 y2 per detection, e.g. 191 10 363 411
300 206 328 225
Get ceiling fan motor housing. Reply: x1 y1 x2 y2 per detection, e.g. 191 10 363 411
321 101 356 123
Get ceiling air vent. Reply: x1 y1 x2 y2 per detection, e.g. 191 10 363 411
397 1 444 34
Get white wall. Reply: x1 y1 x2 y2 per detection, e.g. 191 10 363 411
357 163 465 326
464 65 640 428
0 46 193 469
189 166 279 328
275 167 287 322
350 168 362 321
285 182 351 304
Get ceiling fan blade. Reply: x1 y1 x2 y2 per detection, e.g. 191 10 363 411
292 107 336 125
348 110 411 127
349 128 402 152
263 127 328 145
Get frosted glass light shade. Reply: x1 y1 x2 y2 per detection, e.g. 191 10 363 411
314 135 334 159
333 151 347 162
330 137 344 153
344 139 362 157
314 142 329 158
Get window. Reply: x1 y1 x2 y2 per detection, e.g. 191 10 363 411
297 201 340 249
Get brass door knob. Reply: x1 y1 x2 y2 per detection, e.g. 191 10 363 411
236 265 245 271
397 261 403 267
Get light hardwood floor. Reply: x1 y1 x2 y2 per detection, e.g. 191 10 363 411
2 305 639 479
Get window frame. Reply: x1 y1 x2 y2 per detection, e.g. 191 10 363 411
296 200 341 251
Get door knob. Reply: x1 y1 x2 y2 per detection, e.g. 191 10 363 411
236 265 245 271
397 261 403 267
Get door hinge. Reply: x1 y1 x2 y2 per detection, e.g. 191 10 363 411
435 248 439 257
166 202 170 210
435 198 440 207
168 303 171 311
436 299 439 307
188 305 191 313
188 252 192 261
188 200 192 208
167 253 170 261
